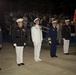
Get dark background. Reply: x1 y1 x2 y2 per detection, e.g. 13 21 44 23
0 0 75 12
0 0 76 25
0 0 76 42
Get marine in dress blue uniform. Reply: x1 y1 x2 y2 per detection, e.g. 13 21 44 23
0 26 2 70
62 19 71 55
48 20 58 57
12 18 26 66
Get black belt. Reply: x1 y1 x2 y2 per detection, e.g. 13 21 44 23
16 36 21 38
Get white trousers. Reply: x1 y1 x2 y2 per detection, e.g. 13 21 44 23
63 39 70 53
15 46 24 64
33 42 42 61
0 51 1 68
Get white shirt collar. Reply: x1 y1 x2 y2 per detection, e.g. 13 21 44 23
35 24 39 27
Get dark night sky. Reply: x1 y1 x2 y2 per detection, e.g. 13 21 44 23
0 0 76 12
0 0 76 23
0 0 75 26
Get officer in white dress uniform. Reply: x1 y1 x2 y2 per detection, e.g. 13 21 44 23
31 18 43 62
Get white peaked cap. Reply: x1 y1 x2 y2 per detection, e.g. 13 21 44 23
65 19 70 22
16 18 23 22
34 18 39 23
52 20 57 23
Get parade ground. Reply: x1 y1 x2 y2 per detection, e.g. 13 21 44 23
0 42 76 75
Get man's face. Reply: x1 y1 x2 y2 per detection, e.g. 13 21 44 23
65 21 69 25
60 23 63 26
52 23 57 27
35 20 40 25
17 22 23 27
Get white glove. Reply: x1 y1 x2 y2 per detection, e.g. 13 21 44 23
49 41 51 44
63 38 65 40
24 43 26 45
13 44 16 47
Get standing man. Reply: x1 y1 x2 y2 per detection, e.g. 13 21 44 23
48 20 58 58
31 18 43 62
0 26 2 70
62 19 71 55
12 18 26 66
57 22 63 45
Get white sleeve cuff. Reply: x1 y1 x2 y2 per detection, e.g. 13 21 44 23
24 43 26 45
13 44 16 46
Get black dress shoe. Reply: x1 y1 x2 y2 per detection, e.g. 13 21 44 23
21 63 25 65
54 55 58 57
51 56 54 58
17 64 21 66
64 53 69 55
0 68 1 70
